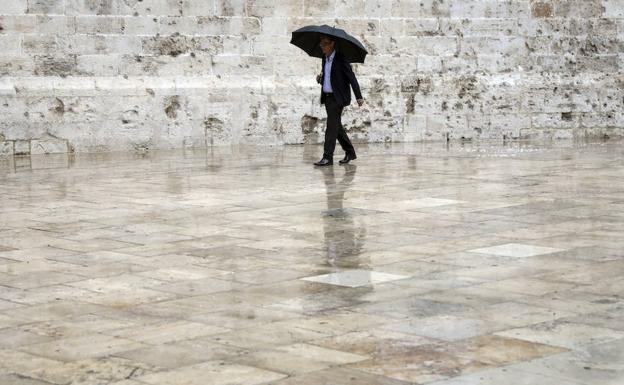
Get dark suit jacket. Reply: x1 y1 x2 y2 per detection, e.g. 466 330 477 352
319 52 363 107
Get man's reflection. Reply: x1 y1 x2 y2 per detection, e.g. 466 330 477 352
319 164 367 268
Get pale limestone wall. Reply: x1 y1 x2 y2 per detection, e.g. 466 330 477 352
0 0 623 154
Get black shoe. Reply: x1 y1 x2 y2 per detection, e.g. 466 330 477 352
339 153 357 164
314 158 333 166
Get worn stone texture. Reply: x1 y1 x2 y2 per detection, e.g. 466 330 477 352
0 0 623 153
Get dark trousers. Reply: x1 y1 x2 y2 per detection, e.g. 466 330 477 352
323 94 356 160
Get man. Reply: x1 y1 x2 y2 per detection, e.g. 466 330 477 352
314 35 364 167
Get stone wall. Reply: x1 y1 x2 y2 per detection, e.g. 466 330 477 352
0 0 623 154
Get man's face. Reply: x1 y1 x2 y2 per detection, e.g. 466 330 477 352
319 37 335 56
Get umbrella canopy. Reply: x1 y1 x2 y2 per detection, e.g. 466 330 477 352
290 24 368 63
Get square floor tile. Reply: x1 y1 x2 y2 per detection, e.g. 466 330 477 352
423 366 575 385
18 334 145 361
495 321 624 349
300 270 410 288
407 198 465 208
136 361 287 385
235 343 368 375
350 344 491 383
468 243 565 258
382 315 508 341
506 347 624 385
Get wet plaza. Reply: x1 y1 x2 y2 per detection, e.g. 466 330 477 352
0 140 623 385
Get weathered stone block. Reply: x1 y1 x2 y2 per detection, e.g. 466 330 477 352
427 114 470 139
31 137 68 154
577 55 619 73
442 18 518 38
390 36 458 56
122 16 159 35
66 0 116 15
0 141 14 157
584 19 619 38
182 1 217 16
304 0 336 17
52 77 97 97
404 18 439 36
403 114 427 134
2 0 27 14
14 140 30 155
604 0 624 17
216 0 246 16
22 33 61 54
211 55 273 76
502 1 531 18
393 0 450 18
451 0 529 19
525 36 552 55
380 18 405 37
33 55 78 77
0 15 37 33
196 16 241 35
554 0 604 17
94 77 146 96
159 16 200 35
529 54 574 73
461 37 526 57
35 15 75 34
75 15 125 34
259 17 288 36
221 35 250 54
0 35 22 55
336 0 365 17
121 0 184 16
483 114 529 138
334 18 379 36
441 56 479 74
477 54 523 73
242 17 261 36
531 1 554 18
0 78 16 97
532 112 579 129
580 112 618 129
450 0 498 18
247 0 304 17
77 54 121 76
417 55 442 72
27 0 64 14
142 33 222 57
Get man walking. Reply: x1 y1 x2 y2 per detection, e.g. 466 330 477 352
314 35 364 167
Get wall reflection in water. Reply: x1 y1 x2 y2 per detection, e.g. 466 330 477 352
319 164 368 269
0 153 76 174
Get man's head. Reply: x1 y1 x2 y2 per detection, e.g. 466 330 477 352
319 35 335 57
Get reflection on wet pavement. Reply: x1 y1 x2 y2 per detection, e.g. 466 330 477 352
0 140 623 384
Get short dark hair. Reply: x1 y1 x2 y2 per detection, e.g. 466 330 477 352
320 34 335 42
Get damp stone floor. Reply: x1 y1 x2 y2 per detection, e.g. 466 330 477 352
0 140 623 385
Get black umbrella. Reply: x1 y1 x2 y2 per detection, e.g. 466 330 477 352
290 24 368 63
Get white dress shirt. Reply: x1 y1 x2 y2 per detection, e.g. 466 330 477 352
322 51 335 93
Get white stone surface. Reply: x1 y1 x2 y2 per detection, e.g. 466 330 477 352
301 270 410 287
468 243 565 258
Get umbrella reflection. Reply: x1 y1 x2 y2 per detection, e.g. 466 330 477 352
319 164 367 268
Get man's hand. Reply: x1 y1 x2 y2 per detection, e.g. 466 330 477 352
357 99 364 107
